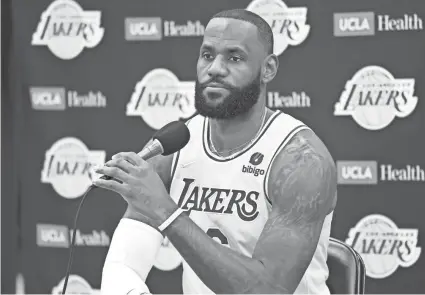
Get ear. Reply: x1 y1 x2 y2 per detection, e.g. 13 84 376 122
262 54 279 84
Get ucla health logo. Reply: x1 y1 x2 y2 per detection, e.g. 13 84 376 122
267 91 311 108
124 17 204 41
246 0 310 56
126 69 196 130
334 66 418 130
333 12 375 37
125 17 162 40
29 87 107 110
41 137 106 199
36 224 69 248
32 0 104 60
36 223 110 248
338 161 425 184
337 161 378 185
333 12 423 37
29 87 66 110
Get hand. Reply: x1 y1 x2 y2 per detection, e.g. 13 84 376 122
93 152 178 228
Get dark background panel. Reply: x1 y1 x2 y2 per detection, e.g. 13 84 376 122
2 0 425 294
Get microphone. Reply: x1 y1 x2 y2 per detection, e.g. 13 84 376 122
99 120 190 181
140 120 191 158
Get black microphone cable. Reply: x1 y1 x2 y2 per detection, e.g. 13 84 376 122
61 173 116 294
61 184 94 294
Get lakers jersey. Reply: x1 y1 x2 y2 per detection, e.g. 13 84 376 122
169 111 333 294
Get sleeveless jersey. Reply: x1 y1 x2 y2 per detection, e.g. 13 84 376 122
169 110 333 294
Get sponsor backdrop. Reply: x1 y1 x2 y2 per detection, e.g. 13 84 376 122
3 0 425 294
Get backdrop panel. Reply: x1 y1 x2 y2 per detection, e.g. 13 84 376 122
5 0 425 294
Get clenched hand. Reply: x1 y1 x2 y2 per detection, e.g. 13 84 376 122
94 152 178 229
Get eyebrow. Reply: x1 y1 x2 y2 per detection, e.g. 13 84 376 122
200 43 249 55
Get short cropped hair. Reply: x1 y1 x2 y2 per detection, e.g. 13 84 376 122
211 9 274 55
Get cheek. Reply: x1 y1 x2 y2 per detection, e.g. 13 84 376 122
196 60 208 80
231 68 257 87
196 60 202 75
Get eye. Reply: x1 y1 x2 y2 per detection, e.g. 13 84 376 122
229 56 242 62
202 52 213 60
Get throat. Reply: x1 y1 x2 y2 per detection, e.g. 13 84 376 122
209 109 270 157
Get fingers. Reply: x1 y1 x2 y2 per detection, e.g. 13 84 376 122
95 165 135 184
112 151 146 167
92 178 129 196
105 157 139 174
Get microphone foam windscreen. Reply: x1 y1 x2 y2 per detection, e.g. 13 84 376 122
153 121 190 155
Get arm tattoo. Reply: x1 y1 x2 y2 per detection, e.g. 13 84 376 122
251 129 337 293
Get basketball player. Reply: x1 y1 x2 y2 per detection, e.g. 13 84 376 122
97 9 337 295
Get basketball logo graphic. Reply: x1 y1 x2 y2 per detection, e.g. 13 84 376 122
32 0 104 60
41 137 106 199
346 214 421 279
127 69 196 130
334 66 418 130
153 237 183 271
52 275 100 294
247 0 310 56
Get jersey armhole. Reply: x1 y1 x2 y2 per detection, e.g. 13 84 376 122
263 125 310 205
169 118 194 180
170 151 180 180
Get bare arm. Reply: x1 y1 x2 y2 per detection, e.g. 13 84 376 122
103 138 174 294
161 129 337 293
250 129 337 292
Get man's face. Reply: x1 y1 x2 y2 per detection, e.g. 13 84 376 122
195 17 267 119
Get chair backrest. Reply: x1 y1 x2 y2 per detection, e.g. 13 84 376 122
327 238 366 294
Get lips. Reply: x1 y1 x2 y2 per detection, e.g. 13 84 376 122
204 82 227 88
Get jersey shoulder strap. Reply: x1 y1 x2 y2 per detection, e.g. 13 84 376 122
170 115 203 178
262 111 312 203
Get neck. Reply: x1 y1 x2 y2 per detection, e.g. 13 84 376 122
209 92 268 154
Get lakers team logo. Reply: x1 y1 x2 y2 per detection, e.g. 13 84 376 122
177 178 260 221
126 69 196 130
52 275 99 294
32 0 104 60
154 237 183 271
346 214 421 279
246 0 310 56
41 137 106 199
334 66 418 130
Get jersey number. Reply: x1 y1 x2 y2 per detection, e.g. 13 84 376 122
206 228 229 246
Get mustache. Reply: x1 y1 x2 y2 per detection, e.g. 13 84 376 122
197 79 234 90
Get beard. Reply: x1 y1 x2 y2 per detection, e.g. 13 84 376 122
194 73 261 119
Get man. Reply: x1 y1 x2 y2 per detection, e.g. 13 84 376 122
98 8 337 295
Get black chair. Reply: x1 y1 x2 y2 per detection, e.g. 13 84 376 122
327 238 366 294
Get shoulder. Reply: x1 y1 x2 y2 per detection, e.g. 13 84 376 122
186 114 204 127
267 128 337 217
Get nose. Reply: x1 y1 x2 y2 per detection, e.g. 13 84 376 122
207 56 228 78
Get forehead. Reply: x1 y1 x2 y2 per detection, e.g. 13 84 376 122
201 17 264 54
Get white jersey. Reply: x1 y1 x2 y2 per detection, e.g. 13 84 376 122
169 111 333 294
